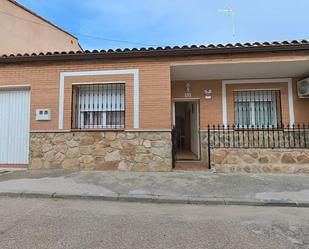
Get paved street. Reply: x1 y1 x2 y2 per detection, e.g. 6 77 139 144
0 170 309 206
0 197 308 249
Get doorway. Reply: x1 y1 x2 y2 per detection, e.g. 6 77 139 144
0 89 30 167
173 100 200 161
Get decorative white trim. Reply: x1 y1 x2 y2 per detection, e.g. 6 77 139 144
31 130 71 133
31 129 171 133
222 82 227 125
71 81 125 85
173 97 201 101
58 69 139 129
233 88 281 91
0 84 31 90
287 78 295 125
125 129 172 132
222 78 292 84
172 102 176 126
222 78 295 126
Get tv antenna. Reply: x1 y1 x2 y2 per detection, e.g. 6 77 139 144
219 6 236 42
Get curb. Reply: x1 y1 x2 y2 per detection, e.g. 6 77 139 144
0 192 309 208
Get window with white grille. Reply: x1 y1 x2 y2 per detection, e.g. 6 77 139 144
72 83 125 129
234 90 282 127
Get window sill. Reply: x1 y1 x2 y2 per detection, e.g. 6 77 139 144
233 127 284 131
71 128 125 132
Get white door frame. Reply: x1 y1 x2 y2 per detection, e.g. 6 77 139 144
172 98 201 160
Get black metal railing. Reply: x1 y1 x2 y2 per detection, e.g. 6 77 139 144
208 124 309 149
207 124 309 169
72 83 125 129
171 126 177 169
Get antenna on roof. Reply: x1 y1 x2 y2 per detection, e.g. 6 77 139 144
219 6 236 42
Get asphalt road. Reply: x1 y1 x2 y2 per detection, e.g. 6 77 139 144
0 198 308 249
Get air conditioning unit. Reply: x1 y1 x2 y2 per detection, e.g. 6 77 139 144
297 78 309 98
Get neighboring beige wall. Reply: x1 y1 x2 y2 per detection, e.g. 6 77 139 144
0 0 81 55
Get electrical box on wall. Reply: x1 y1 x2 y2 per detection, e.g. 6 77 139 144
36 109 51 121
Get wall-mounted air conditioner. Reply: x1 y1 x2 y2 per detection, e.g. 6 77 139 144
297 78 309 98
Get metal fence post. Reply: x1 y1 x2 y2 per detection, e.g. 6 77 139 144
208 125 211 169
171 126 176 169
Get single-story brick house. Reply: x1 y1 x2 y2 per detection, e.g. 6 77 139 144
0 40 309 173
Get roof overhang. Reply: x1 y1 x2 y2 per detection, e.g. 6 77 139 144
171 58 309 81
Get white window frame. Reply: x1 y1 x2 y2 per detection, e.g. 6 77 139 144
222 78 294 126
234 91 279 128
58 69 139 130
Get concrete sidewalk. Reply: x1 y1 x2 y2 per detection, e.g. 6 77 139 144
0 170 309 207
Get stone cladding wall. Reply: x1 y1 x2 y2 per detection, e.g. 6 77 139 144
30 131 172 172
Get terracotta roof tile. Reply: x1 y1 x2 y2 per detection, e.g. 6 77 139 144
1 39 309 63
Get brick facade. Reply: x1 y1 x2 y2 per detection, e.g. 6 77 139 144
0 51 309 172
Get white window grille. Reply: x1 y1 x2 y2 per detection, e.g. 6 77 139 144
73 83 125 129
234 90 282 128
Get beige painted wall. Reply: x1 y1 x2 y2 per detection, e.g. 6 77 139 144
0 0 81 55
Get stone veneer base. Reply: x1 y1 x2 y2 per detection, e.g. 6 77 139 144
211 148 309 174
201 131 309 174
30 131 172 172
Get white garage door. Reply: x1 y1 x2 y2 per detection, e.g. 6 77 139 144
0 89 30 164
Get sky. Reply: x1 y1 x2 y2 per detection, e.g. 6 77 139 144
17 0 309 50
